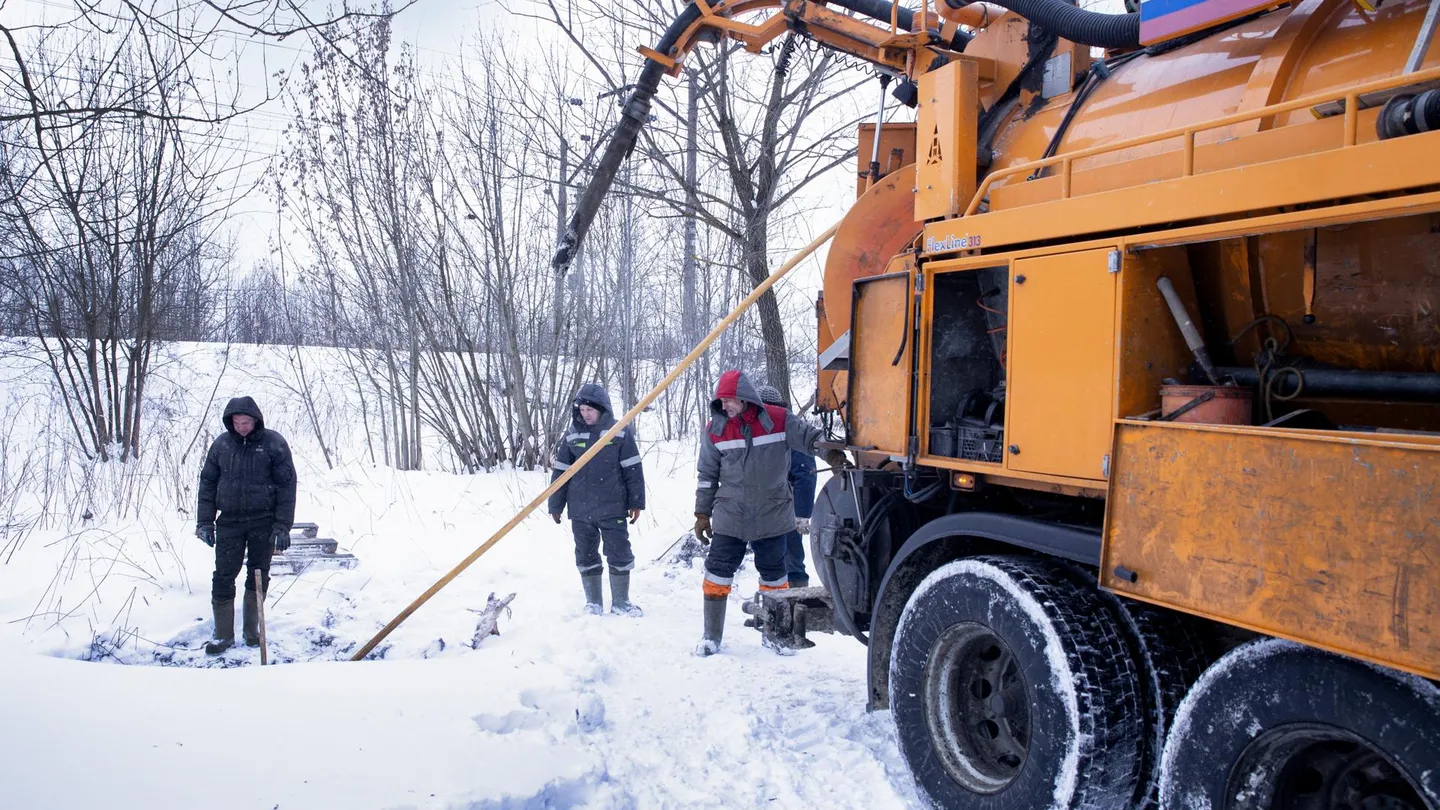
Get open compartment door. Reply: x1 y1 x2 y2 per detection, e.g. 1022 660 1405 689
1102 421 1440 680
847 271 913 457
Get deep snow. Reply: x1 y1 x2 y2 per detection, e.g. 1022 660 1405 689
0 341 922 809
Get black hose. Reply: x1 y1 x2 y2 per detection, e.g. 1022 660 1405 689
551 4 704 274
953 0 1139 49
828 0 917 31
839 0 1139 49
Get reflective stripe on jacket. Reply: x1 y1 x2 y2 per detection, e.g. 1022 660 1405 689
694 371 823 541
548 384 645 521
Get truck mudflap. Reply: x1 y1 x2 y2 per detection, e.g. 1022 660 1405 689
741 586 838 651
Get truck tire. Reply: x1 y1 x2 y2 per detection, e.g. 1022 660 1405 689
1102 595 1215 810
1160 638 1440 810
889 556 1144 810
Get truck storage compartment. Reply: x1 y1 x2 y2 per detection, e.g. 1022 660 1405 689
925 267 1006 461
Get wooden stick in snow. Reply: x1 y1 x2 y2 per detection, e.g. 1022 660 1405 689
349 221 841 661
255 569 269 666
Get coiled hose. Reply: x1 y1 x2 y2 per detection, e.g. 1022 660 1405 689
949 0 1139 49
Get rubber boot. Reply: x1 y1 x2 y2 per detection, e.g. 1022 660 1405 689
789 577 810 589
205 599 234 655
609 571 643 617
581 573 604 615
694 596 726 657
242 590 262 647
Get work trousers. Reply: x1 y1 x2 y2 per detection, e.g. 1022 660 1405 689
783 530 808 584
212 521 273 602
702 533 789 596
572 517 634 575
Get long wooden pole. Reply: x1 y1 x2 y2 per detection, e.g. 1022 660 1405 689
350 221 840 661
255 569 268 666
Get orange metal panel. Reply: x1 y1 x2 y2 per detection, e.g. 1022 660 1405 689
855 123 917 197
823 166 921 338
914 59 978 223
1005 249 1118 480
848 272 913 455
923 129 1440 252
1102 422 1440 681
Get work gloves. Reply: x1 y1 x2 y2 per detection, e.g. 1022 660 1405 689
628 508 641 525
551 513 563 524
693 514 712 545
796 517 811 536
196 525 215 548
273 530 290 553
823 448 850 470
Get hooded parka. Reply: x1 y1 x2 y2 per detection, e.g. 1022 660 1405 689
196 396 297 533
695 371 825 541
547 384 645 521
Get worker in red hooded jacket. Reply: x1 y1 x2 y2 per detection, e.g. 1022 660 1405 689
692 370 845 656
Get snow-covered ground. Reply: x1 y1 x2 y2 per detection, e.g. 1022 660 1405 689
0 341 921 809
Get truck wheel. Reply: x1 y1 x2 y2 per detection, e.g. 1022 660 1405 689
1104 596 1215 810
1160 639 1440 810
889 556 1143 810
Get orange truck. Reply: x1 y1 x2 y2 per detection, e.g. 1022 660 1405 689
556 1 1440 807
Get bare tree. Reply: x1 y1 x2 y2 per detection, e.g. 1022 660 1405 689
536 0 868 407
0 37 238 461
1 0 410 129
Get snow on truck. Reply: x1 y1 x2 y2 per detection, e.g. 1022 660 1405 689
555 0 1440 807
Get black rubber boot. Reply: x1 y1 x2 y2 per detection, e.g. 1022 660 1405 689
205 599 234 655
694 596 726 657
609 571 643 617
242 590 261 647
581 573 604 615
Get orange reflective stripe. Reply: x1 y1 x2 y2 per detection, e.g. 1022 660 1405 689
758 582 790 592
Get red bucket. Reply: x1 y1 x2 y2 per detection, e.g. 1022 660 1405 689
1160 384 1253 425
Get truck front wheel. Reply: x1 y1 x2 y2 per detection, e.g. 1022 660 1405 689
889 556 1144 810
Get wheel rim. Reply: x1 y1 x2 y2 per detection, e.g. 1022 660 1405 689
922 621 1031 794
1230 723 1432 810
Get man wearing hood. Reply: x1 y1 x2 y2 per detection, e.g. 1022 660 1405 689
548 383 646 616
692 370 845 656
196 396 297 655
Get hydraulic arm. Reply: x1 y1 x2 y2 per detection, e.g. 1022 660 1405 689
548 0 1140 275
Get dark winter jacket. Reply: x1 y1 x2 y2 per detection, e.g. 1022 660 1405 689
548 384 645 522
789 450 817 521
695 371 825 541
196 397 297 533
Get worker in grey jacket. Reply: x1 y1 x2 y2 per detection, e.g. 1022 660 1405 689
692 370 844 655
549 384 645 616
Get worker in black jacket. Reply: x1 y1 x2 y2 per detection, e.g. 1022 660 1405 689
196 396 297 654
548 384 645 616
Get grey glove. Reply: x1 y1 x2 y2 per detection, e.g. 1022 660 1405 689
273 530 290 553
823 448 850 470
196 525 215 548
796 517 810 536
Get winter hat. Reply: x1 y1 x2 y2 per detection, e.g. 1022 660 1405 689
756 384 787 407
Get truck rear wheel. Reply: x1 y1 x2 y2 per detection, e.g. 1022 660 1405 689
1160 639 1440 810
1103 595 1215 810
889 556 1143 810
